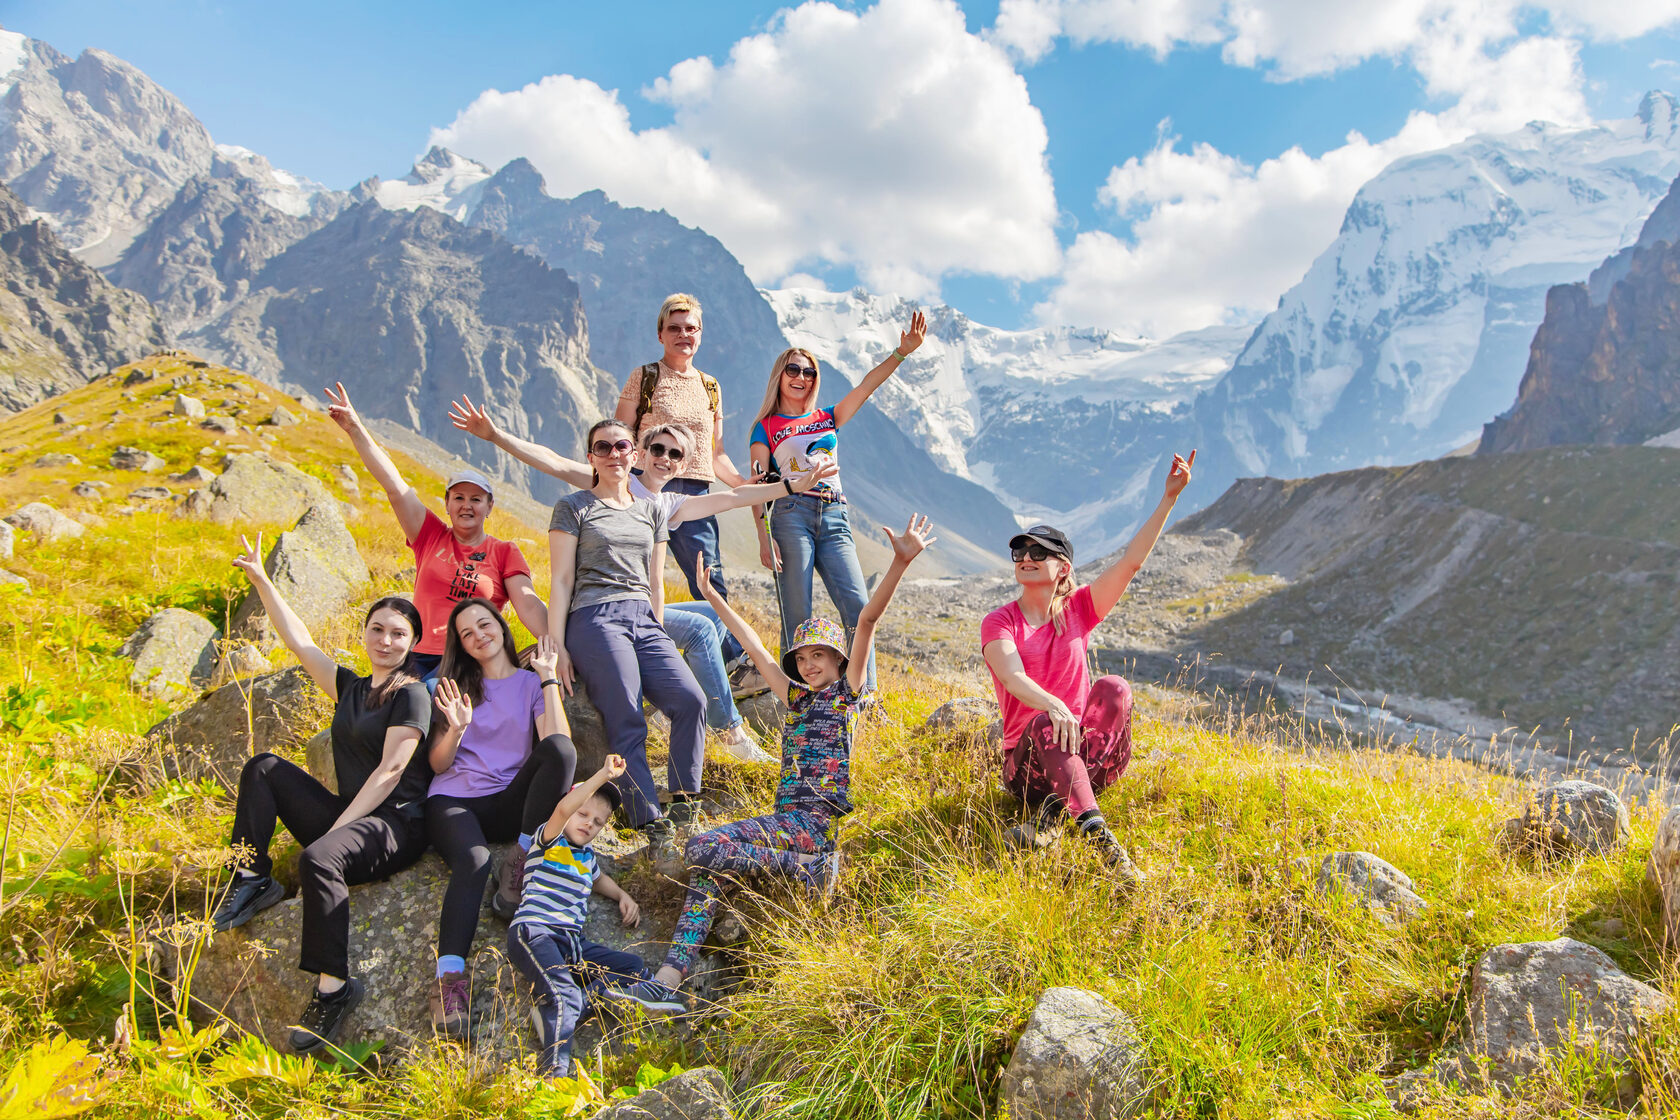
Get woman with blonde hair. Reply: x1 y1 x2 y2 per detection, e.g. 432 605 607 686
748 311 927 693
980 450 1195 886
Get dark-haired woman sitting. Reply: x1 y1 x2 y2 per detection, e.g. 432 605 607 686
423 601 575 1039
210 533 435 1055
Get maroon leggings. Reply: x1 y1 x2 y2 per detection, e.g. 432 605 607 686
1001 676 1133 817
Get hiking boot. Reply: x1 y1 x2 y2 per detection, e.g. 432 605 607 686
599 977 687 1016
730 663 770 699
1082 825 1143 890
643 817 685 879
806 849 843 903
211 873 285 931
288 977 365 1055
429 971 470 1040
490 843 526 922
1004 799 1066 853
718 727 776 764
664 797 702 828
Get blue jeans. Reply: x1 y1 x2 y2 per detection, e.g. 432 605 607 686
769 493 876 693
662 477 730 603
663 602 742 733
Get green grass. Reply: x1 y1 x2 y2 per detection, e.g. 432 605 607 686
1 358 1677 1119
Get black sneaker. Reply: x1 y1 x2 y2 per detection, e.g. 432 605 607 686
211 874 285 931
665 797 701 828
599 977 687 1016
1004 799 1066 853
288 978 365 1055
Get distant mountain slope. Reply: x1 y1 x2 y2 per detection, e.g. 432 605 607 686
1480 170 1680 453
0 30 215 265
1192 93 1680 499
1176 446 1680 758
0 180 167 409
187 200 615 504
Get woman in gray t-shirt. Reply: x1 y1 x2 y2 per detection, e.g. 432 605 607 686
547 418 707 863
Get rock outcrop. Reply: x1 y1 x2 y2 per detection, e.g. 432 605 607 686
176 452 334 526
1503 781 1630 857
0 181 168 409
595 1067 736 1120
109 445 166 472
1389 938 1671 1107
119 608 219 699
4 501 84 542
1647 806 1680 945
1314 852 1426 927
1000 987 1150 1120
230 503 369 639
144 667 322 788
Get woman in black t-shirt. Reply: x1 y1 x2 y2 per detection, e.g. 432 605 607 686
210 532 435 1055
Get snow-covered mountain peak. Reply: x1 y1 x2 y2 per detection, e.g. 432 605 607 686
0 29 27 99
1638 90 1678 142
369 146 491 221
212 144 330 218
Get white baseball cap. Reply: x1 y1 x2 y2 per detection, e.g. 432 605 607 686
444 468 494 498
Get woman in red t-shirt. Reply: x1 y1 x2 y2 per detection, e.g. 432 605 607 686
980 450 1194 884
324 383 549 677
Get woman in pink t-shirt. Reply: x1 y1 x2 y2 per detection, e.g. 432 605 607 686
980 450 1195 884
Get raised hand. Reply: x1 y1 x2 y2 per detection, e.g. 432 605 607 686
602 754 627 781
788 459 839 494
881 513 936 564
695 554 726 604
448 395 498 442
434 677 474 732
898 310 928 357
529 634 560 681
1164 449 1196 500
321 381 363 436
232 533 269 585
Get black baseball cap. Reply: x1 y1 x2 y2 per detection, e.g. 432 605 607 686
1008 524 1073 563
587 776 624 813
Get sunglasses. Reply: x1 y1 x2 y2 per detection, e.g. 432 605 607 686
782 364 816 379
647 441 685 462
590 438 634 456
1011 543 1060 563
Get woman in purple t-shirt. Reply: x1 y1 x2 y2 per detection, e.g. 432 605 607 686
424 598 574 1039
980 450 1194 885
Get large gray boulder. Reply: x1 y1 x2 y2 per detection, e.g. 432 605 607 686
145 667 322 788
1389 938 1671 1107
185 847 679 1067
231 504 369 640
5 501 85 542
0 520 12 561
922 697 999 733
1647 806 1680 946
109 445 167 472
119 608 220 699
595 1067 735 1120
1315 852 1426 928
176 452 336 526
1503 780 1630 856
1000 987 1150 1120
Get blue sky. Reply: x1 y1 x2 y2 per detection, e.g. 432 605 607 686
9 0 1680 332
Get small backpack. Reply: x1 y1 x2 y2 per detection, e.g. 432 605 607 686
634 362 720 434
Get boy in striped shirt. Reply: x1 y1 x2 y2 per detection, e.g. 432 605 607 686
505 754 673 1077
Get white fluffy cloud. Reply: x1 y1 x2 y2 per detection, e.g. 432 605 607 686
432 0 1059 298
1025 0 1638 334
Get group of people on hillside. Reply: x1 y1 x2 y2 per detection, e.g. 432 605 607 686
205 292 1196 1074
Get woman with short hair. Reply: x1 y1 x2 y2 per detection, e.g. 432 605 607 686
980 450 1195 885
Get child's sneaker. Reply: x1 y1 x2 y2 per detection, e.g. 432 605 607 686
211 873 285 931
429 971 470 1040
1004 798 1066 853
599 977 687 1016
288 977 364 1054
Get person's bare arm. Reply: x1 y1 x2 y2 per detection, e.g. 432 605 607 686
672 461 838 523
449 395 592 489
505 573 549 639
1089 450 1195 619
982 638 1082 752
592 870 641 926
748 439 780 572
329 725 422 831
528 636 571 741
547 531 578 694
833 312 927 428
538 755 626 843
696 555 795 704
232 533 338 697
846 514 934 694
324 381 428 541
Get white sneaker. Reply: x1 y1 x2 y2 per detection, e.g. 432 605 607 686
718 729 775 763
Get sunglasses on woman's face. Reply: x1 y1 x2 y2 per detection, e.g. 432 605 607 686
647 442 685 462
1011 544 1057 563
782 364 816 380
590 438 634 456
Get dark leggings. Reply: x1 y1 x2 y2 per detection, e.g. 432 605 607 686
229 753 427 979
1002 676 1134 817
425 733 577 960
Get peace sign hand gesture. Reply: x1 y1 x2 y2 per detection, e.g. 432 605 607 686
322 381 365 436
232 533 271 587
